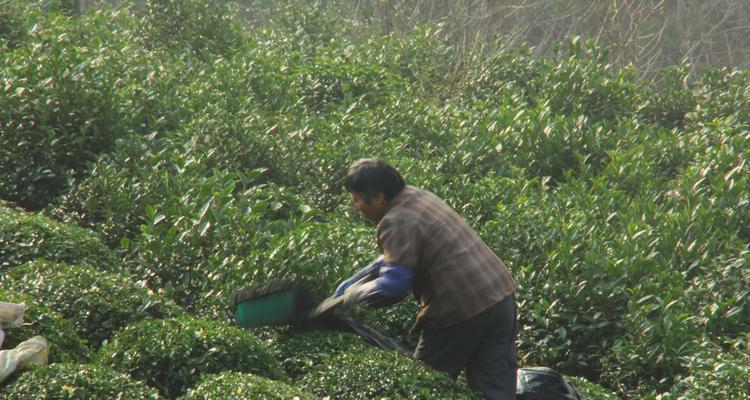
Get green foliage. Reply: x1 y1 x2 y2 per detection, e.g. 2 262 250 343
1 260 183 346
255 219 379 296
600 293 700 394
115 164 316 315
299 347 476 399
657 334 750 400
0 204 115 271
0 363 162 399
97 316 286 399
0 0 28 49
480 160 748 390
567 376 618 400
466 38 639 122
0 7 185 210
687 67 750 127
137 0 244 56
179 371 318 400
635 65 696 129
0 289 92 363
1 0 80 49
674 120 750 243
263 327 370 379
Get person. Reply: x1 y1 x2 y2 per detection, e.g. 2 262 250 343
333 158 518 400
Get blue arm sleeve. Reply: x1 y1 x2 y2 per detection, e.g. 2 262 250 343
356 264 414 308
334 256 384 297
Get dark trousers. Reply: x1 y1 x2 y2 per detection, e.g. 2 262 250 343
414 294 517 400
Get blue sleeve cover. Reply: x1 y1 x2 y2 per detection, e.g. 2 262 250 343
357 264 414 307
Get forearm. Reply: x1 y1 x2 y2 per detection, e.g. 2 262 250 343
356 264 414 307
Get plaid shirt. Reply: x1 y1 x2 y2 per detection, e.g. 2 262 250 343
376 186 517 332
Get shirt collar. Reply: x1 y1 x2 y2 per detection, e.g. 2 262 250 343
382 185 415 216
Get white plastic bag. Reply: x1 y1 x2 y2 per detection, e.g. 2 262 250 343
0 335 48 383
0 302 49 383
0 302 25 329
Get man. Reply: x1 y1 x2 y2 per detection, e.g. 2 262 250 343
333 158 518 399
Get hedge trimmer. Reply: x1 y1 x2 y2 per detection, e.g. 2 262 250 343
230 279 411 355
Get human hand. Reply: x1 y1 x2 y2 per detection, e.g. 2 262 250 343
334 278 353 298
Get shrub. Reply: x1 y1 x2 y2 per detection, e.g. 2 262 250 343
686 66 750 127
0 289 92 363
635 65 696 129
657 335 750 399
298 347 476 399
466 38 638 123
264 326 370 379
1 0 83 49
674 121 750 243
122 169 307 314
0 204 116 271
599 291 701 395
179 371 317 400
97 316 286 399
1 260 183 346
567 376 618 400
0 363 162 399
136 0 245 56
0 0 28 49
0 7 184 210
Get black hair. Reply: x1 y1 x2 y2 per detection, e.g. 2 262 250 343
344 158 405 202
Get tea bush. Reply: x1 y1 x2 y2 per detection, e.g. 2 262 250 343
52 9 459 243
479 156 749 391
634 65 696 129
97 316 286 399
0 204 115 271
687 66 750 126
0 289 91 363
299 347 476 399
0 0 28 49
674 121 750 243
299 347 475 399
0 363 162 399
1 260 183 346
566 376 618 400
136 0 245 56
263 327 370 379
1 0 80 49
0 8 133 209
465 38 639 123
179 371 318 400
0 6 188 210
122 172 314 315
657 334 750 400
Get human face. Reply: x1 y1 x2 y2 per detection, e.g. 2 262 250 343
350 192 387 224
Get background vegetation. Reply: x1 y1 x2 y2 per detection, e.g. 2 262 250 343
1 0 748 398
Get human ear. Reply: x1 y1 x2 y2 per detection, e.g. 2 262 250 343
373 192 386 206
